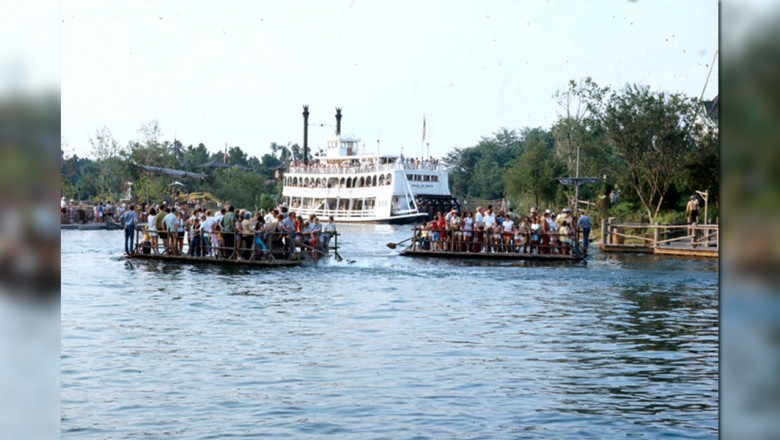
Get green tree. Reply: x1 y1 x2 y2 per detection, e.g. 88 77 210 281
552 77 610 175
88 127 127 201
676 113 719 215
598 85 705 223
504 130 563 209
227 146 248 166
443 128 524 199
211 167 268 210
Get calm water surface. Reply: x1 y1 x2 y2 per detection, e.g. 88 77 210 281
62 224 718 438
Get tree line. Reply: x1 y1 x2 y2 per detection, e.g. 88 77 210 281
61 78 718 224
60 120 311 211
444 78 718 224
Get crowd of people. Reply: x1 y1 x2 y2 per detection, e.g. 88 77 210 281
60 197 124 224
287 156 442 175
412 204 592 256
117 202 337 261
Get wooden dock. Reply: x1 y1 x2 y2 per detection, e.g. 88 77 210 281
61 220 122 231
599 220 718 258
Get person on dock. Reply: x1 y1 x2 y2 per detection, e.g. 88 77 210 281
577 209 592 252
686 195 701 246
119 204 138 254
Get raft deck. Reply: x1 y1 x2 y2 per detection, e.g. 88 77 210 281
123 252 301 267
400 248 584 261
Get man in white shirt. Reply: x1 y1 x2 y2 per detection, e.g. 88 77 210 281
501 216 515 252
264 209 277 224
163 208 178 254
321 216 337 250
483 208 496 252
444 207 456 251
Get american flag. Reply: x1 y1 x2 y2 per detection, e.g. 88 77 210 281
422 116 426 141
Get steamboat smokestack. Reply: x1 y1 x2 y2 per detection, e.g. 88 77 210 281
335 107 342 136
302 105 309 166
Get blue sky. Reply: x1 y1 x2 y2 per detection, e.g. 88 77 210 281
61 0 719 161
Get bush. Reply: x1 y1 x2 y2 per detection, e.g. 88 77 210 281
609 202 643 223
654 210 685 225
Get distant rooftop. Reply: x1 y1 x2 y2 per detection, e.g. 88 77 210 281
198 160 252 171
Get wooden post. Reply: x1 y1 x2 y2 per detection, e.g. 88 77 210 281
653 222 660 248
601 218 607 245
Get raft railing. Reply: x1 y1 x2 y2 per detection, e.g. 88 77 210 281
130 226 339 262
404 226 584 257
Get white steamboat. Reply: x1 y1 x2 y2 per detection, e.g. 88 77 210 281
281 107 458 224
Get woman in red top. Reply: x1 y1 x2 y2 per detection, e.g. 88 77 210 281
436 212 447 251
429 214 441 251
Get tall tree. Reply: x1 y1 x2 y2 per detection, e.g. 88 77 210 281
88 126 125 201
552 77 610 176
598 85 704 223
227 146 248 166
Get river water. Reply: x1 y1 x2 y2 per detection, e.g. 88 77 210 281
62 224 718 438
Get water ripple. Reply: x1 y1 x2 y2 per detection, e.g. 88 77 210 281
62 227 718 438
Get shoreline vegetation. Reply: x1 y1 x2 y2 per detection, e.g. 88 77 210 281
61 79 718 229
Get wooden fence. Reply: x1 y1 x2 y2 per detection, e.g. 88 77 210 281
600 219 718 258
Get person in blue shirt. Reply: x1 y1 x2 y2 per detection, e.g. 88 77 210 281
119 205 138 254
577 209 592 252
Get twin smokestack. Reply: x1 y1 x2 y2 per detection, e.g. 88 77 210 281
301 106 342 166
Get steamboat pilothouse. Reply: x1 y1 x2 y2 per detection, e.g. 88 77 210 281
282 107 459 224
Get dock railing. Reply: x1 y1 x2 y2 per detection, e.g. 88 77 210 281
600 219 719 253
